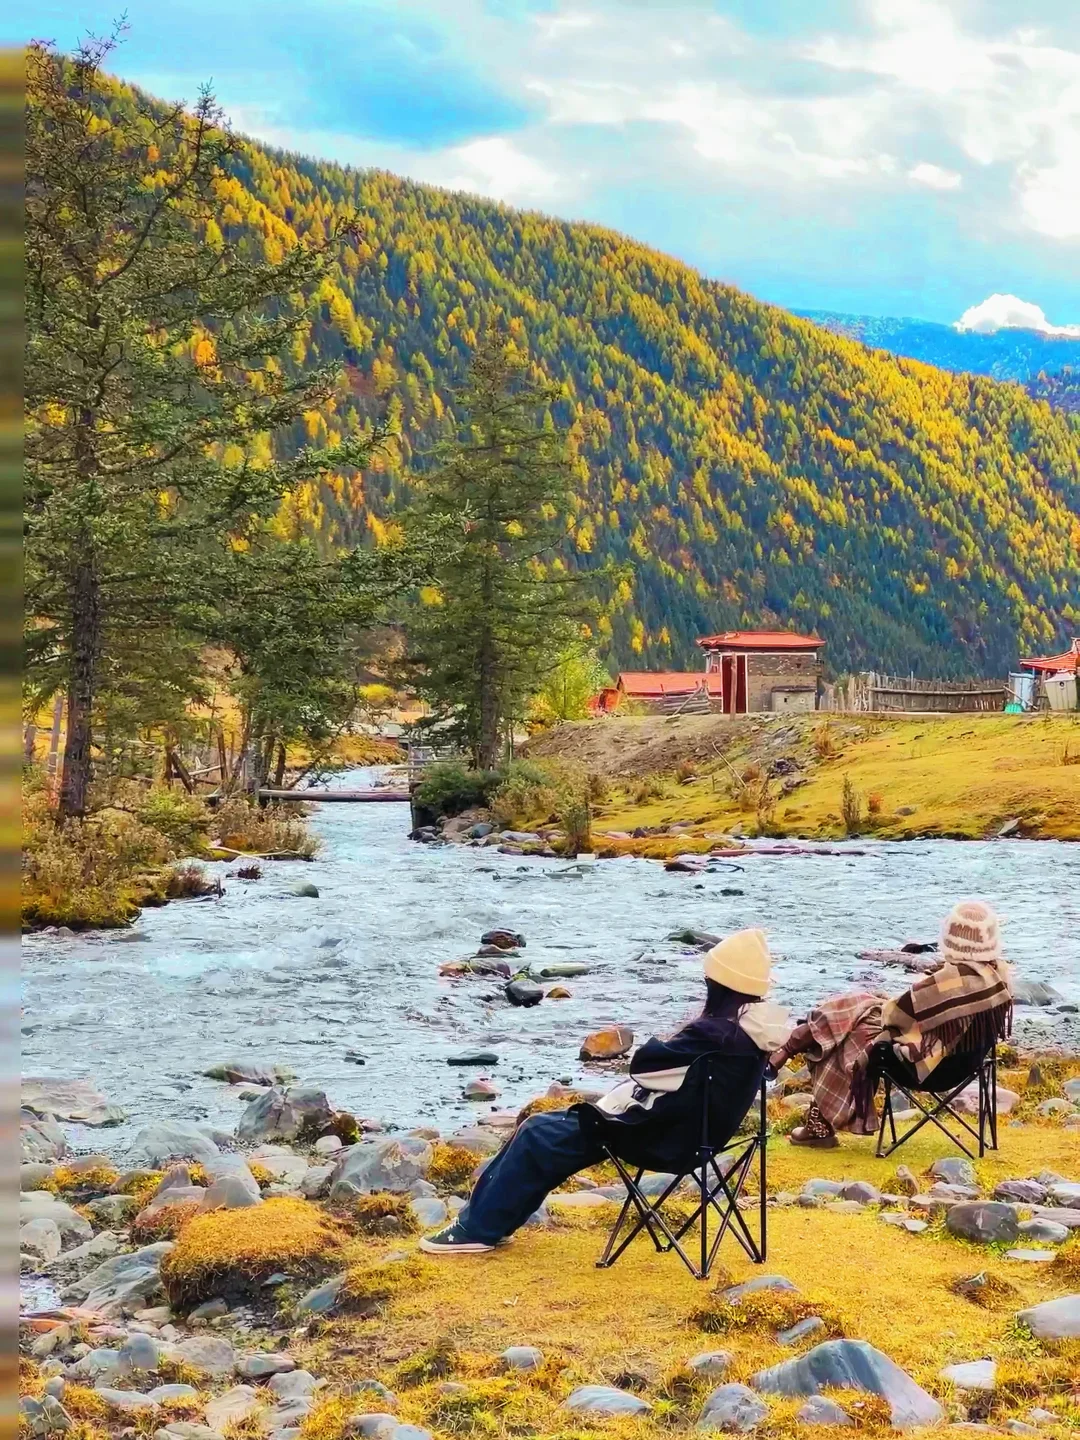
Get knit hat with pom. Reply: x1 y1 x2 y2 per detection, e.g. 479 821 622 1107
703 928 772 998
940 899 1004 966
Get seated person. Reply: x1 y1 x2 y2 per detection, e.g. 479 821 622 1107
420 928 792 1254
769 899 1013 1148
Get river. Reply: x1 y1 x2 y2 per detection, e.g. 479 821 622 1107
21 769 1080 1153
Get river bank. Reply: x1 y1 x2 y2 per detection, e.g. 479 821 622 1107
526 712 1080 845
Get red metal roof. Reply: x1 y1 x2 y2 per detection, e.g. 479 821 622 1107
696 629 825 652
1021 639 1080 674
616 671 725 697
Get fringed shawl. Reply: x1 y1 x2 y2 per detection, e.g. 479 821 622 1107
880 959 1013 1081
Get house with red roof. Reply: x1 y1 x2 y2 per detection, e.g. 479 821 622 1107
599 630 825 715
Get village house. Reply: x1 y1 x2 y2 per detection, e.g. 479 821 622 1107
1015 638 1080 711
596 629 825 715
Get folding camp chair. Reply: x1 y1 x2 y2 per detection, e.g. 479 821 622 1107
588 1054 768 1281
870 1041 998 1161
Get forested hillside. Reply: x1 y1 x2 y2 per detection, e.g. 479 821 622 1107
132 85 1080 677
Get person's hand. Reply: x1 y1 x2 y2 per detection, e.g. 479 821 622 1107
768 1048 788 1072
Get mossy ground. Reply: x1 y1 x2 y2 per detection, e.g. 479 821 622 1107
529 712 1080 845
292 1118 1079 1440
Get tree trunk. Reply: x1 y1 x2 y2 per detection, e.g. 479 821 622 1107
58 561 100 819
273 742 287 788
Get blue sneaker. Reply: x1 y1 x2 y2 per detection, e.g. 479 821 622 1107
418 1222 494 1255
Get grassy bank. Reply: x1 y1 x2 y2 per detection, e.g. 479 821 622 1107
526 712 1080 848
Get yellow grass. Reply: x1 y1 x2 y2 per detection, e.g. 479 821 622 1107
537 712 1080 843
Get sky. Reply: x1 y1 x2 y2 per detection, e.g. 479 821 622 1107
16 0 1080 325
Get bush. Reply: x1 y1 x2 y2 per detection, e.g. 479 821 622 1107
165 861 217 899
559 798 592 854
211 796 319 858
841 774 863 835
812 721 839 758
867 790 884 816
632 773 667 804
136 788 210 854
413 762 503 819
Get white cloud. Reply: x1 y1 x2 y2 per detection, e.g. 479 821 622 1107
908 162 962 190
955 293 1080 336
440 137 561 203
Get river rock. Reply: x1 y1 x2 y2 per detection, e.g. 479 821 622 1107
930 1182 980 1202
131 1121 220 1166
347 1419 399 1439
751 1339 944 1429
931 1158 976 1186
236 1353 295 1379
447 1050 499 1066
579 1026 633 1060
537 963 592 978
501 1347 543 1371
993 1180 1047 1204
1011 981 1064 1006
462 1079 498 1100
946 1202 1019 1244
564 1385 651 1416
722 1275 798 1302
21 1218 63 1263
667 928 720 949
481 929 526 949
699 1383 768 1432
20 1194 93 1247
269 1371 320 1401
1004 1249 1056 1263
1018 1218 1069 1244
1047 1181 1080 1206
297 1273 345 1315
94 1389 160 1413
293 883 319 898
314 1135 342 1156
173 1336 236 1376
411 1197 448 1229
688 1352 734 1378
21 1162 59 1191
206 1387 263 1431
956 1084 1018 1116
119 1333 161 1372
330 1139 433 1199
840 1181 881 1204
204 1063 290 1086
236 1087 333 1143
1016 1295 1080 1339
778 1318 825 1345
940 1360 996 1391
67 1242 173 1314
197 1176 262 1212
796 1397 853 1426
505 980 543 1007
1064 1079 1080 1103
300 1165 334 1199
1031 1206 1080 1229
22 1078 126 1127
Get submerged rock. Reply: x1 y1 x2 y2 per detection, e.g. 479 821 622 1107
505 980 543 1007
22 1078 125 1127
751 1339 944 1429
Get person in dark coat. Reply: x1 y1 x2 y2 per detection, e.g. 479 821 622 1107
419 928 792 1254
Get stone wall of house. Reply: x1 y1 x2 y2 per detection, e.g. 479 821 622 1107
746 652 819 712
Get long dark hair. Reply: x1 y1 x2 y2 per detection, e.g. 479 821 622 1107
702 978 759 1018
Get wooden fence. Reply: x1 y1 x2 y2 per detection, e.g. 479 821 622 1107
822 671 1007 714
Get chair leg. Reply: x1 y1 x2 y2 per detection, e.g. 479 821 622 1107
875 1077 893 1158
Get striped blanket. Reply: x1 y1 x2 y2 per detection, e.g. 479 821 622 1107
881 958 1013 1082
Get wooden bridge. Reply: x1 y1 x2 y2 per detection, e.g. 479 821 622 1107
256 787 409 802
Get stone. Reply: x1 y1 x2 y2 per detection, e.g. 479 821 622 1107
777 1318 824 1345
346 1381 397 1407
74 1349 128 1382
880 1214 928 1234
839 1181 880 1204
501 1346 543 1371
751 1339 944 1429
825 1200 867 1215
463 1079 498 1100
796 1397 853 1426
481 928 526 949
1004 1250 1056 1263
1031 1207 1080 1229
564 1385 651 1416
21 1162 59 1191
236 1353 295 1379
93 1390 159 1413
1037 1099 1074 1118
546 985 572 999
956 1084 1018 1116
993 1180 1047 1204
1018 1218 1069 1244
67 1243 173 1315
20 1194 94 1246
801 1178 844 1198
131 1122 220 1166
173 1336 235 1377
299 1164 334 1199
206 1387 263 1431
579 1026 634 1060
893 1166 919 1197
699 1383 768 1432
1064 1079 1080 1103
155 1427 225 1440
1048 1181 1080 1206
147 1386 199 1403
930 1183 981 1202
86 1196 136 1225
119 1333 161 1372
198 1177 263 1212
314 1136 342 1156
946 1202 1019 1244
236 1088 333 1144
1011 980 1064 1006
21 1218 63 1263
21 1114 68 1163
688 1352 734 1378
537 963 592 978
329 1139 433 1199
410 1196 449 1230
268 1372 320 1399
505 980 543 1007
204 1152 263 1198
931 1157 977 1186
293 883 319 898
940 1360 996 1391
1016 1295 1080 1339
346 1419 399 1439
722 1276 798 1303
297 1274 346 1315
22 1078 126 1127
447 1051 499 1066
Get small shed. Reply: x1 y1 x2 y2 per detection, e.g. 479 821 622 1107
696 630 825 714
609 672 724 714
1020 639 1080 711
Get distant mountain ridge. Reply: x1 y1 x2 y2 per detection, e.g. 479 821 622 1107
796 310 1080 385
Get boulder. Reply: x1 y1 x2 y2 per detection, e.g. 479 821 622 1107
956 1084 1018 1116
564 1385 651 1416
1018 1218 1069 1244
940 1360 996 1391
1016 1295 1080 1340
579 1026 634 1061
198 1177 262 1213
119 1333 161 1372
205 1387 263 1432
170 1336 235 1377
66 1242 173 1314
203 1062 290 1086
688 1352 734 1378
500 1347 543 1371
840 1181 881 1205
446 1051 499 1066
130 1122 220 1166
931 1158 976 1187
993 1180 1047 1205
268 1372 320 1400
1048 1182 1080 1207
481 929 526 949
699 1383 768 1432
1031 1207 1080 1229
463 1079 498 1100
802 1179 844 1198
300 1165 335 1199
21 1162 59 1191
93 1390 159 1413
329 1140 433 1199
347 1419 399 1439
751 1339 944 1429
235 1353 295 1379
505 980 543 1007
203 1153 262 1200
19 1195 93 1247
796 1397 853 1426
1064 1078 1080 1103
946 1202 1019 1245
22 1079 125 1127
236 1087 333 1144
21 1218 63 1263
1011 980 1064 1007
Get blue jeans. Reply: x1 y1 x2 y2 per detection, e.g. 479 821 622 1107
457 1110 605 1245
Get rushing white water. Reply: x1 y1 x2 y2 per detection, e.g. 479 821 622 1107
21 769 1080 1151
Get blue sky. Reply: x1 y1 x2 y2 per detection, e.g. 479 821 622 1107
17 0 1080 325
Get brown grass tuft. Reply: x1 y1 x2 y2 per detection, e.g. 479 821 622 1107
346 1193 420 1236
426 1142 483 1192
689 1287 843 1339
130 1199 201 1243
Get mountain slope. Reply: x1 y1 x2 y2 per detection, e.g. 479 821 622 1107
152 101 1080 677
796 310 1080 385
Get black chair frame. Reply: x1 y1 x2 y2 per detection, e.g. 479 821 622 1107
595 1070 767 1281
873 1044 998 1161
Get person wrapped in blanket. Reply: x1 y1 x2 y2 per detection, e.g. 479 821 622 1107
420 928 792 1254
768 899 1013 1148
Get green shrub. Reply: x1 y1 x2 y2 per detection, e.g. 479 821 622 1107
211 796 319 858
136 788 210 854
413 762 503 819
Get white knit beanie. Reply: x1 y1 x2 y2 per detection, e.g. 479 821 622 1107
940 900 1003 966
703 928 772 998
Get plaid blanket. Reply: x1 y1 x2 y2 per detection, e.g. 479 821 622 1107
775 992 885 1134
881 959 1012 1082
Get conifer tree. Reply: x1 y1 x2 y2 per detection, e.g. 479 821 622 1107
404 327 598 769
